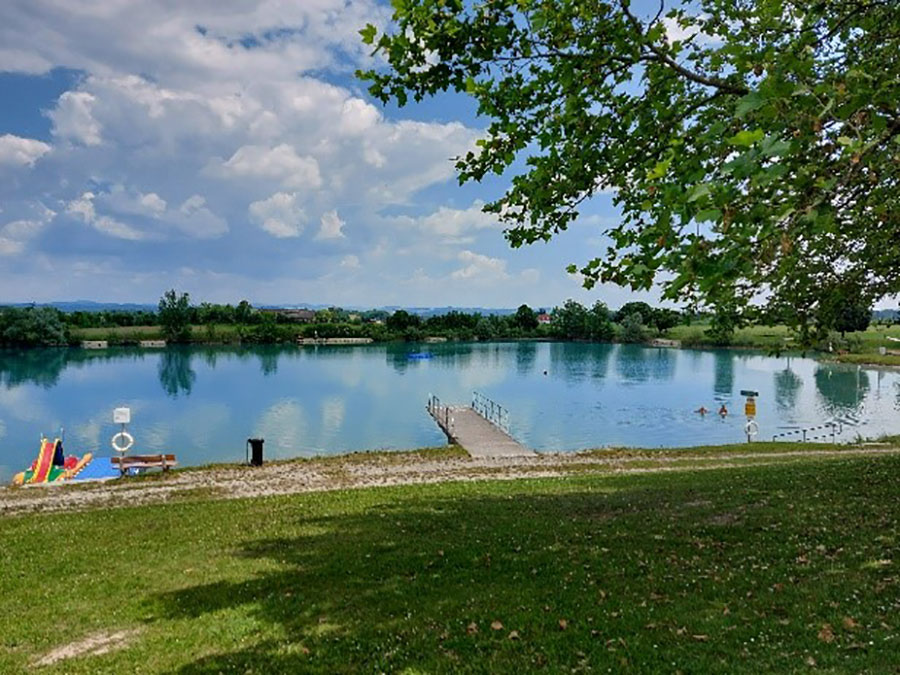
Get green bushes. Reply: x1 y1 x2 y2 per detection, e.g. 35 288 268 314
0 306 68 346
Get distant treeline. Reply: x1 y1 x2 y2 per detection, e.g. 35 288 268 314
0 295 687 348
2 290 895 348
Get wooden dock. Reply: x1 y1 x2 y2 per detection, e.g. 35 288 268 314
426 392 534 458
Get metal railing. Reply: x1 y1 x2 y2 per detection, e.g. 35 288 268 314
471 391 510 433
426 394 454 436
772 421 844 444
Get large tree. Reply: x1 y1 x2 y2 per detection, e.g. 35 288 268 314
158 290 192 343
360 1 900 338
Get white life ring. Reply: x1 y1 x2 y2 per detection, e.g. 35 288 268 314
111 431 134 453
745 420 759 438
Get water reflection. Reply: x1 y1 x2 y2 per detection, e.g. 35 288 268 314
0 349 67 389
713 350 734 397
615 345 675 383
158 348 196 398
774 365 802 410
814 365 870 417
515 341 537 376
256 346 280 376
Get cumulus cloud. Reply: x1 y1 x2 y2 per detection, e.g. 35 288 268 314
249 192 307 238
170 195 228 239
0 218 49 255
49 91 102 145
66 192 145 241
0 134 52 167
394 200 500 241
315 210 345 240
451 250 509 281
0 0 505 304
220 144 322 190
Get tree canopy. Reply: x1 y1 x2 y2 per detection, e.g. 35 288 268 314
158 290 193 343
360 1 900 337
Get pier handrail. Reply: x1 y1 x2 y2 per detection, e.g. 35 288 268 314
426 394 454 435
471 391 510 433
772 421 843 444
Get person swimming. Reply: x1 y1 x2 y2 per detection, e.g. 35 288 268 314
718 404 728 416
696 406 708 415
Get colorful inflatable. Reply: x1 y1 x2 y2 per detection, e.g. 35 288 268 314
11 438 93 486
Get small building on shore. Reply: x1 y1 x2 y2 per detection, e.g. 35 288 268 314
259 308 316 323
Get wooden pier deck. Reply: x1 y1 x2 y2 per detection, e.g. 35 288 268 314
426 393 534 458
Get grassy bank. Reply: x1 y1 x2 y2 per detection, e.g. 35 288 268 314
1 454 898 673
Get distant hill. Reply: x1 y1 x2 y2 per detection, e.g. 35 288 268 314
2 300 157 312
1 300 522 316
874 308 899 320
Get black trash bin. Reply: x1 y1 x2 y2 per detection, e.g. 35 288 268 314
247 438 264 466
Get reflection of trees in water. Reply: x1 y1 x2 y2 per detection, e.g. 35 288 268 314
515 341 537 376
388 343 476 374
814 366 870 416
256 347 280 376
0 348 68 388
614 345 675 383
774 367 802 410
158 348 196 398
713 351 734 397
199 348 218 368
550 342 587 382
0 348 149 389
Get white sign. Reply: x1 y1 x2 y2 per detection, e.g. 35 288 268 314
113 407 131 424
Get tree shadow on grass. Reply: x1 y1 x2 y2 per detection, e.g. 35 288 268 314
150 462 899 674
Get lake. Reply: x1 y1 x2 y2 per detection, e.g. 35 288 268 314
2 342 899 481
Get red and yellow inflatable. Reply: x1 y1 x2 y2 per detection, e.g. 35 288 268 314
12 438 92 486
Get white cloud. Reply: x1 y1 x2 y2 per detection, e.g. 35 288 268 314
66 191 145 240
339 254 360 269
0 204 56 255
249 192 306 238
406 200 499 239
662 16 716 45
170 195 228 239
451 250 509 281
221 144 322 189
315 209 345 240
49 91 102 145
0 134 51 167
99 185 167 217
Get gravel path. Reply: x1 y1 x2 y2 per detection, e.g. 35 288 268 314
2 446 897 517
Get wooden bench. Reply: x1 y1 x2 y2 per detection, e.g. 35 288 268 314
111 454 178 475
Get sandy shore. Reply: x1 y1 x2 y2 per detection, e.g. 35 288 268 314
2 445 898 517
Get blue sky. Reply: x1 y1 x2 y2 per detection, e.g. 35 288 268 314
0 0 658 309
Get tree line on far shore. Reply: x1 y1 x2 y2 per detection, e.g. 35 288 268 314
0 288 886 348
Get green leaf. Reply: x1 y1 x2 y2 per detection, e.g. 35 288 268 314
647 157 671 180
727 129 765 147
695 208 722 223
837 136 852 146
760 135 791 157
359 24 377 45
465 76 477 94
687 184 711 202
735 92 765 118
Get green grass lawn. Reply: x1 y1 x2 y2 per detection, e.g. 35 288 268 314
1 455 898 673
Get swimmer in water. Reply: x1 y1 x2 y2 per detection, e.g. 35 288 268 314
718 404 728 416
696 406 708 415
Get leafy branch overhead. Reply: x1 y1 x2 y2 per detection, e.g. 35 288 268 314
358 0 900 333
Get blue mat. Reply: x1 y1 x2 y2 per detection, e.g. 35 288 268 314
71 457 121 481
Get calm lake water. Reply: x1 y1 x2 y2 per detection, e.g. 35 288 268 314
2 342 899 481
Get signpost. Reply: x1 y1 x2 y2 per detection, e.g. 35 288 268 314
740 390 759 442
